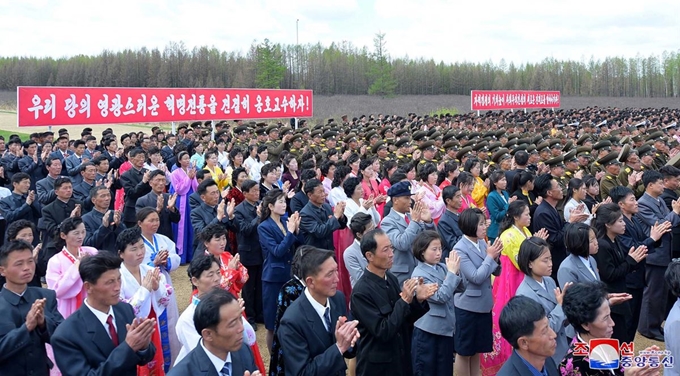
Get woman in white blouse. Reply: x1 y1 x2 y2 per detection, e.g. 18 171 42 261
329 165 351 207
342 177 380 225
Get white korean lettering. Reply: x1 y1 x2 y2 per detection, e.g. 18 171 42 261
28 94 44 119
136 94 147 117
272 97 281 112
148 95 159 116
197 95 207 115
65 94 79 118
263 96 272 112
281 96 288 112
221 95 231 114
241 94 250 114
43 94 56 119
164 94 175 116
79 94 91 118
231 94 240 114
187 94 197 115
123 97 135 115
254 95 264 113
177 94 186 116
289 95 297 112
97 94 109 117
298 95 305 111
110 94 123 117
208 95 217 115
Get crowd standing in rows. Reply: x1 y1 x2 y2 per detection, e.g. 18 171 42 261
0 107 679 375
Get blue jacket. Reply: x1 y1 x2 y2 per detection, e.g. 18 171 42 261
258 216 305 283
486 190 509 239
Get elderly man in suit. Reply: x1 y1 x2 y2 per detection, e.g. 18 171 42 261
51 252 156 375
169 289 258 376
119 148 151 228
36 156 64 207
533 174 588 281
0 240 64 376
278 247 359 376
135 169 180 241
351 229 435 376
497 296 559 376
380 181 435 285
299 179 347 250
636 170 680 341
83 186 126 253
190 178 235 253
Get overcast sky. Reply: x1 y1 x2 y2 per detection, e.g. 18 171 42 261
2 0 679 65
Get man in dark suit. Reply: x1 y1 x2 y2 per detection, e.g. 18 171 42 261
636 170 680 341
51 251 156 375
41 177 81 248
49 135 72 176
350 229 434 376
278 247 359 376
0 240 64 376
233 180 264 326
532 174 588 281
66 140 88 185
73 162 98 213
497 296 559 376
437 185 464 256
18 139 46 191
101 138 124 171
83 186 126 253
659 165 680 257
299 179 347 250
135 170 180 241
169 289 258 376
189 169 207 211
119 148 151 228
190 179 235 253
0 172 41 228
36 156 64 207
504 150 528 192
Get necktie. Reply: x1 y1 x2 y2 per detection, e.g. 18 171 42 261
405 215 410 225
323 306 332 333
221 361 231 376
106 315 119 346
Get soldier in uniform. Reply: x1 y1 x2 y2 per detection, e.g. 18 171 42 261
598 151 641 200
589 140 613 177
490 148 512 172
638 145 656 171
288 134 303 159
308 130 324 156
320 131 341 160
266 124 289 163
417 140 439 174
617 145 645 197
576 146 594 176
549 139 563 157
651 133 669 169
537 141 551 163
394 138 413 166
231 125 250 152
255 127 268 147
546 155 568 214
562 150 580 181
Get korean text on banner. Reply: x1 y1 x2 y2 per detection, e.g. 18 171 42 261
470 90 561 111
17 87 314 127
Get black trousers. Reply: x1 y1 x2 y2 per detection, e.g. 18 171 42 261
638 265 668 337
242 264 263 323
626 287 643 342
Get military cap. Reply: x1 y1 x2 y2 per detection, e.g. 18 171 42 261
576 146 593 158
395 129 409 138
456 146 474 161
442 132 455 143
280 127 293 136
664 122 678 130
511 144 528 155
526 145 538 154
430 131 443 140
412 131 428 142
549 139 562 149
254 127 267 135
504 139 518 148
488 142 503 152
265 125 279 134
545 156 565 167
516 138 531 145
563 150 577 162
468 132 480 140
617 144 631 163
667 153 680 168
576 134 591 146
442 141 458 150
365 131 379 141
419 140 437 151
632 135 643 143
311 130 322 138
395 138 411 148
190 121 202 127
472 141 489 152
322 131 338 140
290 134 302 143
372 140 388 154
597 151 621 166
637 144 654 157
495 129 506 138
646 131 664 141
531 135 543 145
233 125 248 135
491 148 511 164
562 141 573 153
592 140 612 151
536 141 550 152
344 134 358 144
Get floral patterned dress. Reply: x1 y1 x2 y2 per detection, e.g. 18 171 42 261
269 276 305 376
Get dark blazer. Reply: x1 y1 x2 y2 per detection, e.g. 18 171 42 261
278 291 352 376
533 201 567 278
619 215 656 289
168 340 257 376
496 350 559 376
233 200 263 266
190 201 234 252
73 180 96 214
42 197 81 246
0 287 64 376
135 191 180 241
189 191 202 211
258 217 305 283
0 192 41 227
119 167 151 224
437 209 463 257
65 154 85 184
594 237 638 317
289 190 308 214
51 302 156 376
36 175 59 206
18 155 45 190
636 192 680 266
82 209 127 253
49 149 72 176
299 202 347 250
101 151 123 171
350 270 429 376
660 187 680 257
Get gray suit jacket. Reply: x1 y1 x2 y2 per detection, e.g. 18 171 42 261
452 236 500 313
556 254 599 289
665 300 680 376
411 261 463 337
515 274 572 364
343 240 367 288
636 192 680 266
380 210 435 285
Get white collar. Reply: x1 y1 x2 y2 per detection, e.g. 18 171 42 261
393 210 406 220
84 299 116 331
200 339 232 373
304 288 330 330
578 256 597 278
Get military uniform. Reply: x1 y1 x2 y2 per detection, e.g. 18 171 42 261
653 152 668 170
600 172 623 201
618 165 645 197
266 139 285 163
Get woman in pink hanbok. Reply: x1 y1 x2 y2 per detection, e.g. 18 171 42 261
415 163 446 223
170 151 197 264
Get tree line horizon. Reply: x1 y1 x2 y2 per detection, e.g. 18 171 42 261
1 34 679 98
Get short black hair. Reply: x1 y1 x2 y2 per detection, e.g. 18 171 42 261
442 185 460 205
197 178 217 196
129 147 146 159
412 230 441 262
116 227 143 254
11 172 30 185
6 220 35 242
199 223 228 243
54 176 72 190
642 170 663 189
665 260 680 298
0 240 33 266
459 208 485 237
148 169 166 181
73 140 86 148
231 167 247 188
241 179 258 193
193 288 238 334
304 179 323 196
592 203 621 239
299 247 335 280
343 177 362 198
608 186 634 205
517 237 550 276
79 251 122 285
563 222 592 258
514 151 529 166
533 174 554 199
417 163 437 182
90 185 110 198
360 228 386 259
660 165 680 179
562 281 609 334
188 254 219 289
499 295 547 349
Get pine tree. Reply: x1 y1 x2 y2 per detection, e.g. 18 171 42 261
368 33 397 97
255 39 286 89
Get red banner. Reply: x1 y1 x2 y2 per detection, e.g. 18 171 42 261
470 90 560 111
17 87 313 127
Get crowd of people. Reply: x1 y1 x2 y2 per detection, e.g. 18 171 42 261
0 106 679 375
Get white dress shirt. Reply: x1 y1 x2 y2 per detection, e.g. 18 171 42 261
83 299 117 336
200 339 232 375
304 287 331 331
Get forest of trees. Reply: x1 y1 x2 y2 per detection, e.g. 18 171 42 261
1 37 680 98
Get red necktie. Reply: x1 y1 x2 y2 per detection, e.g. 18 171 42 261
405 215 410 225
106 315 119 346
